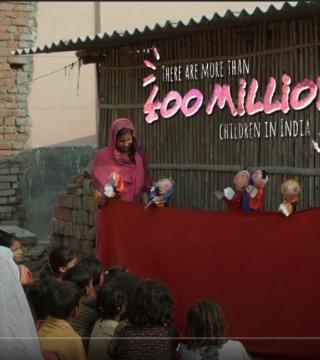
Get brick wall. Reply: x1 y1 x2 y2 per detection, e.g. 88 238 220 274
50 164 97 257
0 2 37 225
0 156 25 225
0 1 37 155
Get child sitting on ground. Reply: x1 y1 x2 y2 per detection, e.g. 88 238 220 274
37 280 86 360
88 281 127 360
0 230 33 285
40 245 78 280
104 264 127 284
78 257 105 311
63 264 99 353
24 277 60 329
108 279 178 359
177 299 251 360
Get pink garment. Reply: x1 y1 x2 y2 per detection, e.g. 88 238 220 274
18 264 33 285
92 118 152 203
92 118 152 259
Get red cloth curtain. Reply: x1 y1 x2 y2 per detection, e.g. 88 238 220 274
99 200 320 359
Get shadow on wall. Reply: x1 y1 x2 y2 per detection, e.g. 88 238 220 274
21 146 97 241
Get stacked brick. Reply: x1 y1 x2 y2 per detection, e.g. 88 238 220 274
0 1 37 156
0 2 37 227
51 167 98 257
0 156 24 225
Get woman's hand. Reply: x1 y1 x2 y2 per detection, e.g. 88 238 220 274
98 193 109 207
142 191 149 205
92 190 109 208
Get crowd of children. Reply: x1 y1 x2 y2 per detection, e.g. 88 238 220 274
0 231 252 360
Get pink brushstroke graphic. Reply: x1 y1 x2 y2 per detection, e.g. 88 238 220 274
143 74 156 87
245 78 264 115
237 78 247 116
152 46 160 61
142 47 320 123
312 140 320 153
290 79 317 110
144 85 161 123
263 77 281 114
317 76 320 111
281 74 291 113
206 84 237 116
181 89 203 117
160 90 182 118
144 59 156 70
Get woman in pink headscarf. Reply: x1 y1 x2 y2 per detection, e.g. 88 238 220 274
92 118 152 258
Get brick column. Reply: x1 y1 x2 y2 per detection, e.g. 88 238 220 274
0 157 24 225
0 1 37 154
0 2 37 225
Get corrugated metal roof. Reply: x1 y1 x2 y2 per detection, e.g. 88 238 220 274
11 1 318 56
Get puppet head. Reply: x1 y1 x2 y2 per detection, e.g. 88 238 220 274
233 170 250 191
280 179 300 202
157 178 174 195
146 178 174 209
252 169 268 188
104 172 124 198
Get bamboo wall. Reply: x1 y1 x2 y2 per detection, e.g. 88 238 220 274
96 13 320 211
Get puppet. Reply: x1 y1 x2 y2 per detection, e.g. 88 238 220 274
92 172 124 204
246 169 269 211
215 169 250 210
278 178 300 217
145 178 174 209
103 172 124 198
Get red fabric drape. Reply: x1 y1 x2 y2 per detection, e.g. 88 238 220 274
99 200 320 359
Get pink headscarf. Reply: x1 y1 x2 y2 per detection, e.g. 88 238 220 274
92 118 152 203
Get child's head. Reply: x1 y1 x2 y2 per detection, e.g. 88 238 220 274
104 264 127 284
128 279 174 327
0 230 23 263
47 246 77 279
97 281 127 321
186 299 228 348
25 277 60 321
48 280 81 320
78 257 104 290
63 263 94 301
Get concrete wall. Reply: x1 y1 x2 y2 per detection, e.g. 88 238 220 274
21 146 96 240
29 2 97 147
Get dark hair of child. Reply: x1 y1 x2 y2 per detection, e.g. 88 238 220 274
48 280 81 319
49 246 77 273
186 299 228 348
104 264 127 284
0 230 24 265
128 279 174 327
40 246 77 279
0 229 19 247
25 277 61 321
63 263 91 296
97 281 127 320
78 257 103 287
